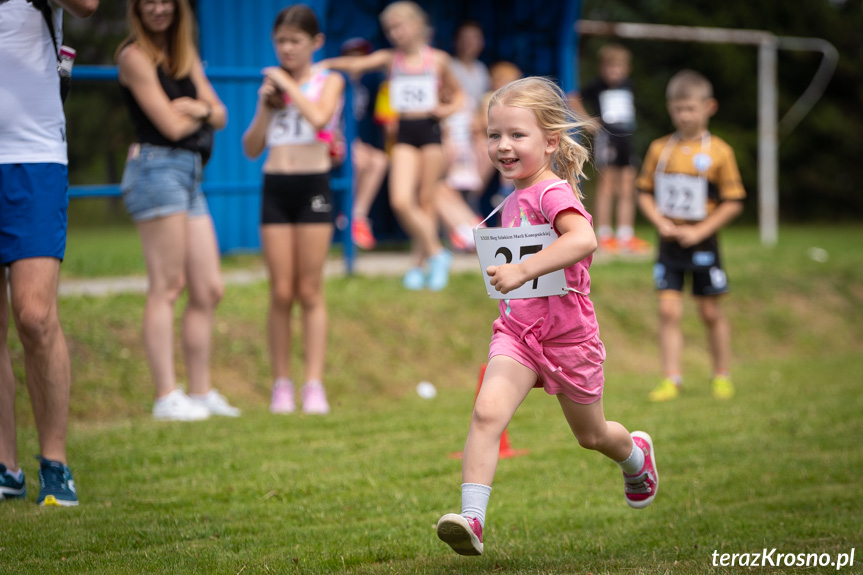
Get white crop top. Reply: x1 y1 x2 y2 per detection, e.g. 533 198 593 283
266 67 339 148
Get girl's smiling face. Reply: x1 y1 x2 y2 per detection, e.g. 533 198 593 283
487 104 559 188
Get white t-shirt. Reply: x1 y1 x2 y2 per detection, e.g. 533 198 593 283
0 0 67 165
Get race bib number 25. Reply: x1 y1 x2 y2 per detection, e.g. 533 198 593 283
473 225 567 299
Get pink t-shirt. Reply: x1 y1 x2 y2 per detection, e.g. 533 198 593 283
496 179 599 344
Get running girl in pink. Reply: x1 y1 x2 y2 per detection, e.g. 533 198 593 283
242 5 345 415
436 77 658 556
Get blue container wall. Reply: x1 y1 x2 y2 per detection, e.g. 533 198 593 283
197 0 581 254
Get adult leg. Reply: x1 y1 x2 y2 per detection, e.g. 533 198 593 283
137 214 188 399
8 258 69 464
0 268 19 470
261 224 296 382
462 355 537 487
697 295 731 375
556 395 633 461
293 224 333 384
182 216 224 395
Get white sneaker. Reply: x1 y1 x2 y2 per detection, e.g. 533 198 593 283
189 389 241 417
153 389 211 421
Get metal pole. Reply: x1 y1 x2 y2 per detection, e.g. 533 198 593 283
758 39 779 246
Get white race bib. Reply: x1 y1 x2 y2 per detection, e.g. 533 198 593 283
267 106 317 147
598 89 635 126
389 75 437 113
654 172 708 221
474 224 567 299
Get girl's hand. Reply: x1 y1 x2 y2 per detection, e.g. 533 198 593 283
262 66 294 93
170 96 210 120
487 263 528 295
259 78 285 110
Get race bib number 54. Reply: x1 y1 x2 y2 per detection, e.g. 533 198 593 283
474 225 567 299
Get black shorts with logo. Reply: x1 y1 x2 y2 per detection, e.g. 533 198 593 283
653 236 729 296
261 173 333 225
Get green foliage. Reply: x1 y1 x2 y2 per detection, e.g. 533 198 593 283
2 226 861 573
582 0 863 221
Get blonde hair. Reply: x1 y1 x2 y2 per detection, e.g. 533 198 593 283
597 43 631 66
489 61 522 90
488 77 595 198
115 0 198 79
666 69 714 101
379 1 429 30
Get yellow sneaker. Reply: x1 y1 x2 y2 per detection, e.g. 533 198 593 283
648 378 680 402
711 375 735 399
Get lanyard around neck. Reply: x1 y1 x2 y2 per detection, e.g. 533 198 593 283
655 131 711 176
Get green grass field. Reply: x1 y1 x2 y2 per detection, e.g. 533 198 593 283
2 225 862 574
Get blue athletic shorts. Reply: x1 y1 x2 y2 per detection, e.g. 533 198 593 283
0 163 69 265
120 144 209 222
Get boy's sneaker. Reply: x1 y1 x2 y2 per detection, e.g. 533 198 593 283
623 431 658 509
619 236 652 255
598 236 619 253
0 464 26 500
301 382 330 415
153 389 210 421
403 267 426 291
189 389 241 417
711 375 735 399
270 380 295 414
36 456 78 507
352 217 376 250
437 513 483 556
648 378 680 402
427 249 453 291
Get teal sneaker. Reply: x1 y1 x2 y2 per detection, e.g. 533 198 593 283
403 267 426 291
36 456 78 507
427 249 453 291
0 463 26 500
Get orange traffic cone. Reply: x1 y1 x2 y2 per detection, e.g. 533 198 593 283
449 363 529 460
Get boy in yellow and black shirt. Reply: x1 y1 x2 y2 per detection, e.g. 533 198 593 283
636 69 744 402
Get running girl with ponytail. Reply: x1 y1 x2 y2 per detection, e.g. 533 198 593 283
436 77 659 556
320 1 463 290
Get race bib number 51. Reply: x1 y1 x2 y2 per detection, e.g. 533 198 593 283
474 225 567 299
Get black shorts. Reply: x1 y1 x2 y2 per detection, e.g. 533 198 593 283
594 130 636 167
396 117 442 148
653 263 729 296
261 173 333 225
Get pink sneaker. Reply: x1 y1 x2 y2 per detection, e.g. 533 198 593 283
270 380 295 414
624 431 658 509
301 381 330 415
437 513 483 556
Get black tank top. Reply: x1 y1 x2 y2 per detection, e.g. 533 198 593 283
121 67 202 153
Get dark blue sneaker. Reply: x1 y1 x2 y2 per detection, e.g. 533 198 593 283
36 456 78 507
0 463 26 500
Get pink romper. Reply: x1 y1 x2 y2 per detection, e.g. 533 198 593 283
488 179 606 404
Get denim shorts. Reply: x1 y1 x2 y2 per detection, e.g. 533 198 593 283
0 163 69 265
120 144 209 222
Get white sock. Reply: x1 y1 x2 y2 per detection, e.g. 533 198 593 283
616 225 634 241
617 439 645 475
597 225 613 240
4 467 24 481
461 483 492 528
